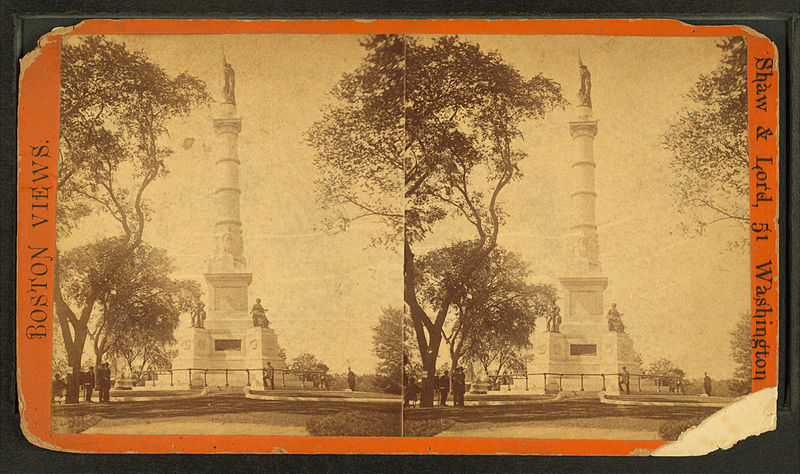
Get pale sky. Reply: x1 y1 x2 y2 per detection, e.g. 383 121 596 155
60 33 748 378
419 34 749 379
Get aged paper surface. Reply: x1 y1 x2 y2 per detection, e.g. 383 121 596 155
16 19 779 455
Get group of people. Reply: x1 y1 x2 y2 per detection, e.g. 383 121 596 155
438 367 467 407
404 367 467 407
52 362 112 403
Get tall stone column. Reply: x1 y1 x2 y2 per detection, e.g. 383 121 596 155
566 105 601 276
167 57 286 389
559 61 608 335
204 61 252 332
527 59 640 394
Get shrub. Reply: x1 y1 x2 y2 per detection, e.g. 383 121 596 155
658 415 707 441
306 410 400 436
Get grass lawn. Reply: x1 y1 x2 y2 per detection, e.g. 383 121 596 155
52 393 401 436
403 397 721 439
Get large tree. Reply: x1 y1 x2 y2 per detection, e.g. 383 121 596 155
78 242 200 378
644 358 686 388
372 307 403 394
417 243 558 372
662 37 748 237
728 311 752 396
290 353 330 385
56 36 208 401
308 35 565 405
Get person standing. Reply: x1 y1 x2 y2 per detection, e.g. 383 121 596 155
453 367 466 407
97 362 111 402
703 372 712 396
438 370 450 406
618 366 630 395
347 367 356 391
83 366 96 402
52 374 66 404
263 362 275 390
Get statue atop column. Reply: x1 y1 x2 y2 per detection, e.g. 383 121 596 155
606 303 625 333
251 298 270 328
222 54 236 105
578 56 592 108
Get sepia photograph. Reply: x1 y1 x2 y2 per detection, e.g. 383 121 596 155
52 34 403 437
393 34 753 440
28 21 776 452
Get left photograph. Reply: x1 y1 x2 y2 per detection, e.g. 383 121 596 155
51 34 403 436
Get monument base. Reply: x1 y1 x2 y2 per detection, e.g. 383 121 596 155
527 330 640 394
165 324 287 388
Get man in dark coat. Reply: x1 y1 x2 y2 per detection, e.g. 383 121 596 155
97 362 111 402
82 367 95 402
347 368 356 391
452 367 466 407
52 374 66 404
263 362 275 390
618 366 630 395
438 370 450 406
703 372 712 396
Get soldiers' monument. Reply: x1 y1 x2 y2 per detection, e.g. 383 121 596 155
527 58 641 393
170 57 287 388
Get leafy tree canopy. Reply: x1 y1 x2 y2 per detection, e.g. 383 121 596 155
662 37 748 236
371 306 403 394
728 310 752 396
290 353 330 374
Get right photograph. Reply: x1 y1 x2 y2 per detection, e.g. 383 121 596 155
399 34 750 440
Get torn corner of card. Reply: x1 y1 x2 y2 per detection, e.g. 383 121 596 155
653 387 778 456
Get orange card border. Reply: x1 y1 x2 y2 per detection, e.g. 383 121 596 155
17 18 779 455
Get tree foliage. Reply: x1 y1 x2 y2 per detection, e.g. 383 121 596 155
371 307 403 394
290 353 330 375
308 34 565 405
662 37 748 235
644 358 686 381
728 310 752 396
101 244 199 379
55 36 209 401
417 243 557 372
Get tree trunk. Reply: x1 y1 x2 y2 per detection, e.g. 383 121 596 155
66 354 81 404
420 353 436 408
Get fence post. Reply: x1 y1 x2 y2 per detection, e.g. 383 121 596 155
203 369 208 387
225 369 229 386
580 374 584 391
543 373 547 392
261 368 265 388
525 373 529 391
246 369 250 387
601 374 606 391
282 370 286 387
558 374 563 392
170 369 173 387
638 375 642 392
188 369 192 388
